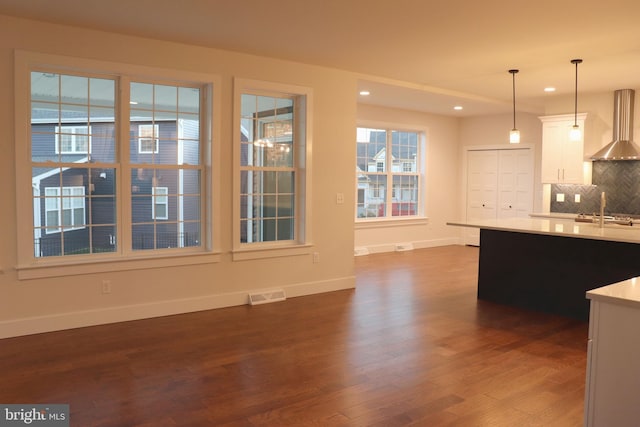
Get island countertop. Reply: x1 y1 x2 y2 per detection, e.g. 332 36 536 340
447 216 640 244
587 277 640 309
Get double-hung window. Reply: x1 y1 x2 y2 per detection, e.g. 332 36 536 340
234 79 312 259
16 52 216 273
356 127 423 219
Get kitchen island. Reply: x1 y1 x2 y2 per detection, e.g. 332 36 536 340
447 217 640 320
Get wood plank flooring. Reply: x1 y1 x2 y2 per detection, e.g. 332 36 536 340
0 245 588 426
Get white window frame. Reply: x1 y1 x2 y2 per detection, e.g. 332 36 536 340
44 186 86 234
355 124 426 223
55 125 92 154
14 51 222 279
152 186 169 220
232 78 313 261
138 124 159 154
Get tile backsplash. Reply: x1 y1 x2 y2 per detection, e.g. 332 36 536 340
551 161 640 216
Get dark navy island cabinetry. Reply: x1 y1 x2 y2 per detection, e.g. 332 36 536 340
448 217 640 321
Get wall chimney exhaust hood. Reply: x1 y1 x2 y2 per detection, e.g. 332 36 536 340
591 89 640 160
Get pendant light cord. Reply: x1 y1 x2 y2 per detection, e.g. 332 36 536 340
509 69 518 129
571 59 582 127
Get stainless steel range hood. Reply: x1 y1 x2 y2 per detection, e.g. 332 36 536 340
591 89 640 160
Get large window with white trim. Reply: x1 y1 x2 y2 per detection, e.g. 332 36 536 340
356 127 422 219
24 66 210 259
235 79 311 253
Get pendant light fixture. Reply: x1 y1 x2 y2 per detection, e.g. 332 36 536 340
509 69 520 144
570 59 583 142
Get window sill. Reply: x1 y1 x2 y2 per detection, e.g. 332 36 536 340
232 243 313 261
355 216 429 230
16 251 221 280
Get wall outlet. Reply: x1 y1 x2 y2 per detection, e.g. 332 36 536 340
556 193 565 202
313 252 320 263
102 280 112 294
575 194 581 203
336 193 344 204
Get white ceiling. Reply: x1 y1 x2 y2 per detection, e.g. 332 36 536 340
2 0 640 116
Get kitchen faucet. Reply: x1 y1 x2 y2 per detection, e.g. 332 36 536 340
600 191 606 228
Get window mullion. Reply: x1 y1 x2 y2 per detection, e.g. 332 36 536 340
386 131 393 215
118 76 132 255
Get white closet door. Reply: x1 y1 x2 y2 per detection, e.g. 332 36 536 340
466 150 498 246
497 149 533 218
465 148 533 246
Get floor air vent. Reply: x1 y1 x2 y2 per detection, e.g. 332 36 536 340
248 289 286 306
354 247 370 256
395 243 414 252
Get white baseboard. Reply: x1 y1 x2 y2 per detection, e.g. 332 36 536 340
357 237 461 255
0 276 355 339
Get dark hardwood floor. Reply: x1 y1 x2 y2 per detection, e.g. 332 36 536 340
0 246 588 426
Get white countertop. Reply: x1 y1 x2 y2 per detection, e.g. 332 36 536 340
447 216 640 244
587 277 640 309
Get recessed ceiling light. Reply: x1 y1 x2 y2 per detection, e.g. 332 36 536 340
453 106 463 110
544 87 556 93
359 90 370 96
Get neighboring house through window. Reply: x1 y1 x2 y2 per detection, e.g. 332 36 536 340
356 127 423 219
152 186 169 220
44 186 86 234
55 125 91 154
138 124 159 154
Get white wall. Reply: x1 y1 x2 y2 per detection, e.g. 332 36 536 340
0 14 357 338
354 104 461 253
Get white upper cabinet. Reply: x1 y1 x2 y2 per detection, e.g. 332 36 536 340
540 113 587 184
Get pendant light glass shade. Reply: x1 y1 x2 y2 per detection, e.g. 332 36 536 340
570 59 583 142
510 129 520 144
509 69 520 144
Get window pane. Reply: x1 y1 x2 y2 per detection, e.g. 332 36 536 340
155 85 177 111
361 174 386 218
181 140 201 166
31 72 59 103
182 170 201 194
91 168 116 197
262 218 276 241
277 218 294 240
89 78 115 108
46 211 59 228
392 175 418 216
61 75 88 105
182 195 201 221
92 225 117 253
278 171 294 193
131 82 153 107
277 194 294 217
155 204 167 219
132 224 155 250
90 196 116 226
178 87 200 114
74 208 84 225
262 195 276 218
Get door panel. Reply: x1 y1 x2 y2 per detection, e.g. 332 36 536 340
465 148 533 246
